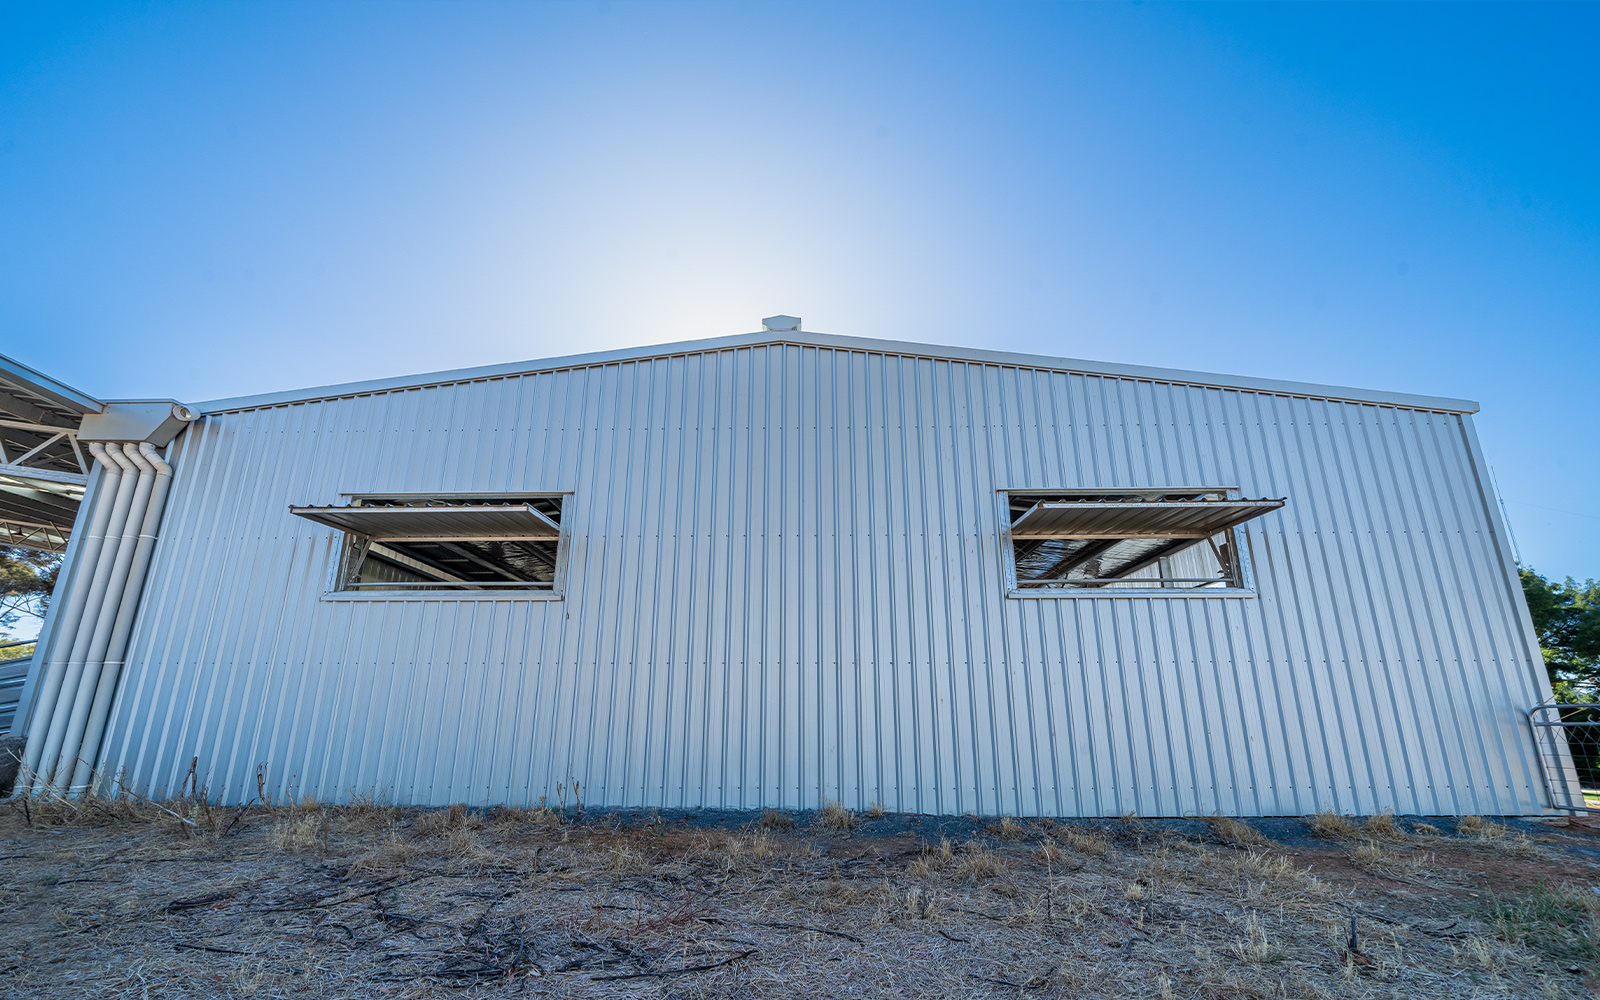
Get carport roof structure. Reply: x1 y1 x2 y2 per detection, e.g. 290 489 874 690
0 354 103 553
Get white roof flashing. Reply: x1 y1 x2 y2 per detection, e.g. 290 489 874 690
196 330 1480 415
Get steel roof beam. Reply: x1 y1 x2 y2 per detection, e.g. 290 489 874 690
1032 538 1121 581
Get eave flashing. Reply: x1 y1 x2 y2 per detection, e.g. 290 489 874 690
194 330 1481 416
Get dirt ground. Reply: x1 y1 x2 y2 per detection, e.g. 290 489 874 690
1 796 1597 999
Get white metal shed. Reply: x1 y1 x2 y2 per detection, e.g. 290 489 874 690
14 329 1577 816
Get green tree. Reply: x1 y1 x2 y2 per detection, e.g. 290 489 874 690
1521 567 1600 790
0 546 59 643
1520 567 1600 703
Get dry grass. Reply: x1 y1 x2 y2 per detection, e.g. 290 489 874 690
1204 814 1273 847
951 840 1009 881
1310 810 1363 840
1456 814 1540 857
1061 825 1111 856
346 827 419 877
1362 810 1407 842
1349 841 1459 887
266 810 325 853
332 794 397 832
907 836 956 878
1036 837 1063 864
1 796 1595 999
413 802 483 835
817 798 855 831
992 815 1026 839
760 807 795 830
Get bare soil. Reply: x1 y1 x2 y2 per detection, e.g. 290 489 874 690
1 797 1597 999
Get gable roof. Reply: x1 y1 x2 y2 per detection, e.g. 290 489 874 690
196 330 1479 415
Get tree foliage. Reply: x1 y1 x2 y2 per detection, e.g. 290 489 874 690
1519 567 1600 703
0 545 59 637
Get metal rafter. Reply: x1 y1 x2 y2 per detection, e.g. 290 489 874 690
0 520 70 553
1094 536 1209 584
0 419 84 479
433 541 529 582
1033 538 1120 581
0 465 87 488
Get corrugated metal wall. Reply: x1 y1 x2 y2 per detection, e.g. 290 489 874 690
93 343 1556 815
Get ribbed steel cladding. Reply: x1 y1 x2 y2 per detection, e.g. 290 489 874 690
92 344 1552 816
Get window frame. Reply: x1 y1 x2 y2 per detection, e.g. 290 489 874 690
998 487 1261 599
316 491 573 602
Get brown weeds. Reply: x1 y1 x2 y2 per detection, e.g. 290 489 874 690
1362 810 1408 842
1061 826 1111 857
993 815 1026 839
1 800 1592 1000
346 827 419 877
817 799 855 832
1308 810 1361 840
268 810 324 853
952 840 1009 881
760 807 795 830
414 802 481 835
1203 815 1273 847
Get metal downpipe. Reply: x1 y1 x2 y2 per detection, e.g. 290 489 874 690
27 443 144 792
17 443 123 782
68 443 174 793
46 443 156 792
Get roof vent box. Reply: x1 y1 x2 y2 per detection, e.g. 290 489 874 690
77 401 197 446
761 315 802 332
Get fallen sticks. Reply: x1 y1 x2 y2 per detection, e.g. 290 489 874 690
591 949 757 981
754 921 864 944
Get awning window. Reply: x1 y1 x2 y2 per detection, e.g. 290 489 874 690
291 495 566 592
1005 490 1283 592
290 503 560 542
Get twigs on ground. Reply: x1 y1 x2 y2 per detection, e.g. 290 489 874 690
968 973 1048 990
111 776 198 832
5 804 1596 999
754 921 864 944
165 890 238 914
173 942 266 956
590 948 758 981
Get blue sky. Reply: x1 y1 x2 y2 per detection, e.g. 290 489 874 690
2 2 1596 579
